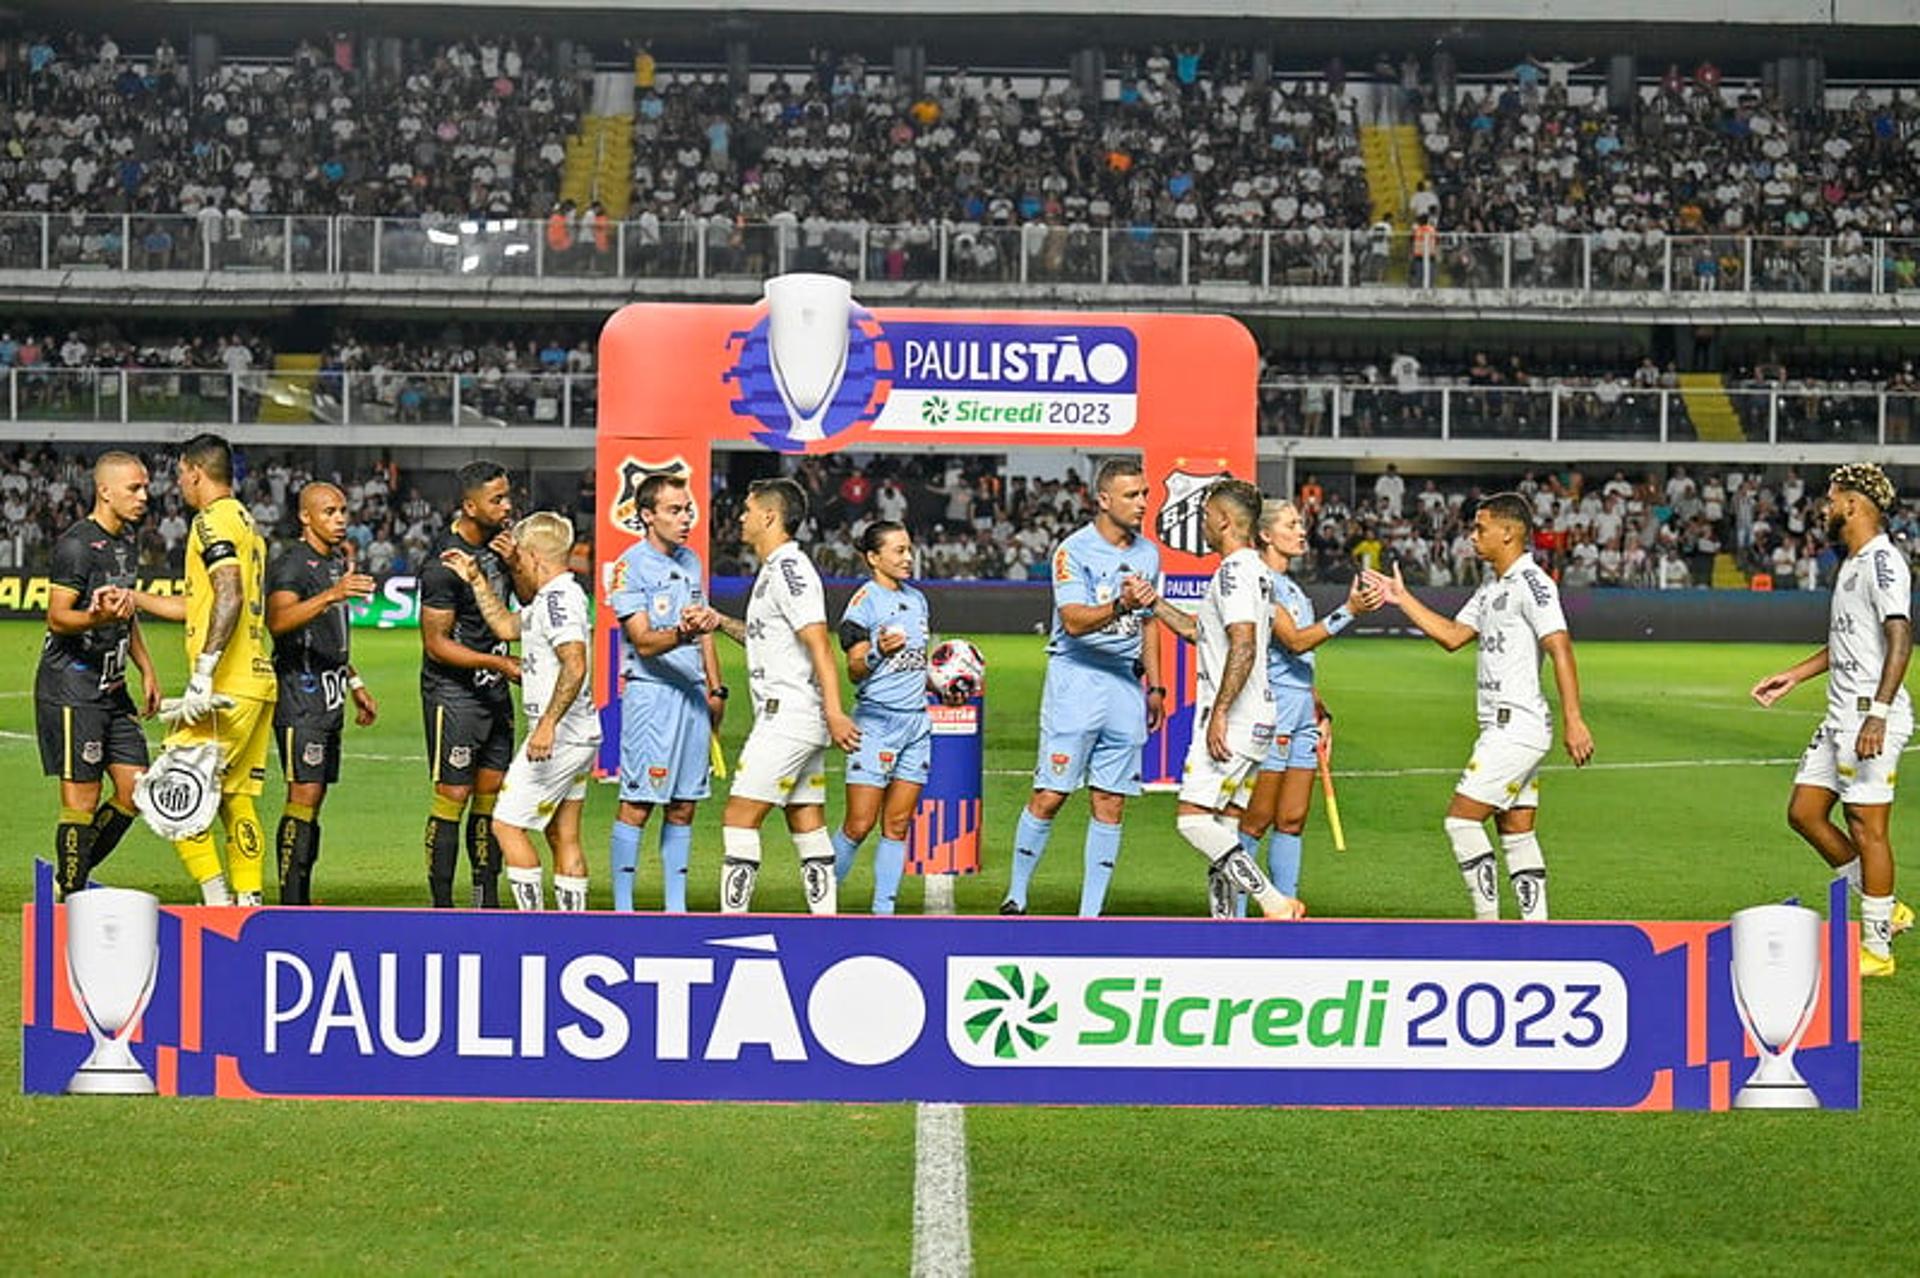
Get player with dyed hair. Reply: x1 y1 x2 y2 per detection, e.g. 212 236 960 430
1147 478 1302 918
36 451 161 898
1228 498 1380 913
1366 492 1595 920
1752 462 1915 976
418 459 521 908
708 477 861 913
472 513 603 910
139 434 280 905
1002 456 1165 917
265 482 379 904
831 520 937 914
607 471 725 912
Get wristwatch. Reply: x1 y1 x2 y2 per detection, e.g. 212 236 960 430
1147 685 1168 698
708 685 730 700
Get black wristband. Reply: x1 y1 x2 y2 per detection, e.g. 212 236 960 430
709 685 730 700
1147 685 1168 697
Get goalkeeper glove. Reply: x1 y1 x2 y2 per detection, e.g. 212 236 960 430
175 651 223 724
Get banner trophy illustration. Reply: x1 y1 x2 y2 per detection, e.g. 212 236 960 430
62 887 161 1094
593 278 1259 871
1728 903 1824 1109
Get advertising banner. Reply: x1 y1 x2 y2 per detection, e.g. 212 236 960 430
595 290 1257 787
23 865 1859 1110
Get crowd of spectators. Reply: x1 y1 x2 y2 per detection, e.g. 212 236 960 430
1299 463 1920 592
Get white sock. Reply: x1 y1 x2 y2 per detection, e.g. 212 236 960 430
1445 818 1500 920
1863 893 1895 958
1179 815 1289 916
794 827 838 915
553 874 589 912
235 890 262 908
1500 831 1548 922
200 875 232 907
1836 858 1863 898
721 827 762 915
506 865 543 912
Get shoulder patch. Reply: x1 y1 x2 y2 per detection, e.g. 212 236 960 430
1053 546 1072 582
1874 548 1896 592
1522 569 1553 608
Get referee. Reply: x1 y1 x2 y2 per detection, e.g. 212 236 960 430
36 451 162 898
266 482 378 904
418 460 521 907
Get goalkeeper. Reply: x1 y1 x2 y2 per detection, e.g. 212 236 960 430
135 434 278 905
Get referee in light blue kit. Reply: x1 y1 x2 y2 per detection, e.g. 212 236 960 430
1001 457 1165 917
830 520 936 913
607 471 726 912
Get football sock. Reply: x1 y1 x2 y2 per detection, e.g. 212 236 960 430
1501 831 1548 922
832 827 862 881
199 873 233 906
609 819 641 912
796 827 837 915
1006 809 1053 909
55 806 93 898
506 864 543 912
426 793 464 908
1863 893 1895 958
277 801 319 905
1078 820 1122 917
721 827 761 914
220 795 266 897
1230 831 1260 918
872 836 907 915
1267 829 1304 900
553 873 589 912
1179 815 1292 917
84 797 136 880
173 829 225 893
1836 857 1863 898
468 792 502 908
660 822 692 913
1445 817 1500 920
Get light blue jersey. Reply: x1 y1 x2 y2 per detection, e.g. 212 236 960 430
1035 523 1161 796
1265 566 1321 773
1046 523 1161 672
840 578 931 713
609 540 708 690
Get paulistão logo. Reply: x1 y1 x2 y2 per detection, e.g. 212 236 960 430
961 964 1058 1059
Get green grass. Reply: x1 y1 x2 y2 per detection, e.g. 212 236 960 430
2 620 1915 1273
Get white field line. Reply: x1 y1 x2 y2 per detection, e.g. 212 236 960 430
911 872 973 1278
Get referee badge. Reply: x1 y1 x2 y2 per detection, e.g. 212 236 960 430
652 592 673 617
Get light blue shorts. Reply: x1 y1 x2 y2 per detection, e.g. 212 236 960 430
1263 683 1320 772
618 680 711 804
1034 659 1146 796
847 703 933 787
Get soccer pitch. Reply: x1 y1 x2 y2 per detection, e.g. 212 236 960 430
3 619 1916 1272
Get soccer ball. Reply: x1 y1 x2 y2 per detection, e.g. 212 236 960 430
927 638 987 701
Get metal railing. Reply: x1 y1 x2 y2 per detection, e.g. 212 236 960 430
4 213 1917 297
1259 382 1920 447
0 367 597 430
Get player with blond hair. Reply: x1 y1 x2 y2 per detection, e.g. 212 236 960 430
1752 462 1916 976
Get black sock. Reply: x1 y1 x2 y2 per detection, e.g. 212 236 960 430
426 815 460 908
277 814 319 905
84 802 135 880
55 810 93 898
466 812 501 908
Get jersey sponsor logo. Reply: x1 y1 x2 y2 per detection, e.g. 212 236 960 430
1157 469 1227 558
1874 549 1895 591
779 559 809 598
1521 571 1552 609
609 456 698 537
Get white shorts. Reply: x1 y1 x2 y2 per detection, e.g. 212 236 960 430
1794 719 1911 806
1455 728 1548 811
494 737 598 830
731 722 829 807
1177 736 1263 811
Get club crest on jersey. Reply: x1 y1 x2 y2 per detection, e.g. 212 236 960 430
648 766 669 782
1157 469 1228 558
81 740 103 765
878 751 896 767
303 741 326 768
448 745 472 770
609 456 696 536
1050 752 1070 775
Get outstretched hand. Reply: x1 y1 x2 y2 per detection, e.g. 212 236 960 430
1750 672 1796 708
1361 563 1408 607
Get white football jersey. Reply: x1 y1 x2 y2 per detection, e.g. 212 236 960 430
520 573 601 747
1454 553 1567 747
746 539 830 744
1826 533 1913 727
1194 546 1276 757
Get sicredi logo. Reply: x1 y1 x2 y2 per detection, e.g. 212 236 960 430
946 958 1629 1071
724 308 1139 451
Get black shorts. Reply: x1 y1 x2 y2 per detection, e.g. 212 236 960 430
276 716 343 785
35 692 149 783
422 696 515 788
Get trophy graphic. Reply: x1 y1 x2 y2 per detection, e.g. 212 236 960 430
1729 902 1822 1110
764 273 854 443
63 887 161 1095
